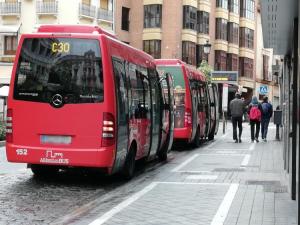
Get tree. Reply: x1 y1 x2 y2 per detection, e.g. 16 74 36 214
197 61 213 83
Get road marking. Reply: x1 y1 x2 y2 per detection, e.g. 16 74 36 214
171 154 199 172
211 183 239 225
216 150 240 154
186 175 218 180
249 143 256 151
177 170 212 174
88 182 158 225
240 154 251 167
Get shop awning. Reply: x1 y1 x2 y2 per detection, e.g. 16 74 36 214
0 24 21 36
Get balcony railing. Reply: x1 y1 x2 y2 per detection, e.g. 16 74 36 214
79 3 96 19
97 8 113 22
0 2 21 16
36 0 58 15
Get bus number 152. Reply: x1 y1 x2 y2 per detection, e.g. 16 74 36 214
51 42 70 53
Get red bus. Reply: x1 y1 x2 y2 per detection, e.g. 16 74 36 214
156 59 218 146
6 25 174 178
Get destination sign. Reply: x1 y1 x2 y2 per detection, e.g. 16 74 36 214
211 71 238 84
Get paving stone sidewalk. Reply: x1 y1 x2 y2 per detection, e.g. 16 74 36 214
81 122 297 225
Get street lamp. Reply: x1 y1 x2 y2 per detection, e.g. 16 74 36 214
203 40 212 54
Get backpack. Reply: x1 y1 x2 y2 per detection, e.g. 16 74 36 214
262 103 269 115
249 105 261 121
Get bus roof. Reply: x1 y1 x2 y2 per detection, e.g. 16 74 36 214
155 59 206 81
37 25 116 39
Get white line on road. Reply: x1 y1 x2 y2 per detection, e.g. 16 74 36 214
177 170 212 174
171 154 199 172
186 175 218 180
210 183 239 225
240 154 251 167
88 182 158 225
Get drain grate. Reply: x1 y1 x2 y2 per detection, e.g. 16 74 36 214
246 180 287 193
213 168 245 172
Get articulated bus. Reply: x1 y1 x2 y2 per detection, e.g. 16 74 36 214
155 59 219 146
6 25 174 178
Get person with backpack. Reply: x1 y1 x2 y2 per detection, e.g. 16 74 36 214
248 96 263 143
229 92 245 143
261 96 273 141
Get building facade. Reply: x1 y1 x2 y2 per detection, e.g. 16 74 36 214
115 0 276 105
0 0 113 84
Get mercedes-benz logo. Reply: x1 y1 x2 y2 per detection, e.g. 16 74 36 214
51 94 63 107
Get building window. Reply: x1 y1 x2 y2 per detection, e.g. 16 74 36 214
227 53 238 71
215 50 227 71
4 36 17 55
240 0 254 20
239 57 253 78
263 55 269 80
183 5 197 30
196 44 208 66
144 4 162 28
182 41 196 66
216 18 227 41
143 40 161 59
216 0 228 9
228 22 239 44
229 0 239 14
121 7 130 31
197 11 209 34
239 27 254 49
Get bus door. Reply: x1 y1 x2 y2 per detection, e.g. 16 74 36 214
112 58 129 171
204 83 210 137
147 68 162 159
190 79 198 141
212 84 220 134
159 72 174 152
199 83 207 137
208 85 216 133
130 66 151 158
165 72 174 151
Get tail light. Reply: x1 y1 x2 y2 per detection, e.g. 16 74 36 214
184 108 192 127
101 112 115 147
6 109 13 143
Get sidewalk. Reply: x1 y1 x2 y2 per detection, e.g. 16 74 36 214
80 123 297 225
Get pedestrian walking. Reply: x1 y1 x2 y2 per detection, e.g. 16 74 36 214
248 96 263 143
229 92 245 143
261 96 273 141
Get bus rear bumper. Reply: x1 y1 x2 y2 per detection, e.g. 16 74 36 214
6 144 115 169
174 127 192 141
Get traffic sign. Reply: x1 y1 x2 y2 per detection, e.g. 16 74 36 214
259 85 268 95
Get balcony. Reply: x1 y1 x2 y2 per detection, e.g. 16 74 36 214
97 8 113 23
36 0 58 16
79 3 96 19
0 2 21 16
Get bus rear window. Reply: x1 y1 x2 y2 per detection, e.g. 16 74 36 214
157 66 186 128
14 38 103 105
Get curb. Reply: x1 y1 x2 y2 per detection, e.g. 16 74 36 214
0 140 5 147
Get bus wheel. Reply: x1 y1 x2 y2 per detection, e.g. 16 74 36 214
30 164 59 177
122 146 136 180
192 127 200 148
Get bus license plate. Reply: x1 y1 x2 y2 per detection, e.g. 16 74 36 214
40 135 72 145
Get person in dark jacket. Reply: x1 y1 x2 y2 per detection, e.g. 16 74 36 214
229 92 245 143
261 96 273 141
248 96 263 143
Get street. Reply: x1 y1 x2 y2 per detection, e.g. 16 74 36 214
0 124 296 225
